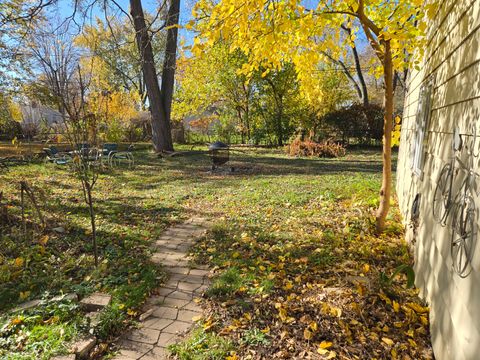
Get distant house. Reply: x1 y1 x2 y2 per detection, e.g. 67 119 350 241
20 102 63 129
397 2 480 360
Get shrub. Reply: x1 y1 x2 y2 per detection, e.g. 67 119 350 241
286 138 346 158
0 120 23 140
322 103 384 144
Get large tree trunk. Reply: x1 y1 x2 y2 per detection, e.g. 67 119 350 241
160 0 180 150
130 0 173 152
376 41 393 233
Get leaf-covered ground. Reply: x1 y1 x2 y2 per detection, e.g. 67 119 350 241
0 144 433 359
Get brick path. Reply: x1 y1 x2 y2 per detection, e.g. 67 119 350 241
112 218 210 360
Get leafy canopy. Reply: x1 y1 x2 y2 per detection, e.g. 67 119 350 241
191 0 437 102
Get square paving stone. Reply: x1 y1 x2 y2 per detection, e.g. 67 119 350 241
127 328 160 345
169 267 190 275
142 317 174 331
142 346 167 359
117 339 153 358
155 243 178 251
183 301 202 312
169 274 187 282
157 288 175 297
157 332 178 347
189 269 209 277
181 275 205 285
162 297 190 308
162 279 179 290
168 291 193 300
176 244 190 252
193 285 209 295
79 292 111 311
145 296 165 306
164 253 185 261
162 258 186 267
177 309 202 322
163 321 192 335
72 337 96 359
177 282 201 292
152 306 178 320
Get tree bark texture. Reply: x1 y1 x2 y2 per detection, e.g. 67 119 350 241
130 0 174 152
376 40 393 233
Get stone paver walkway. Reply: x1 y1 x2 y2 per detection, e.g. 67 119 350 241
112 217 210 360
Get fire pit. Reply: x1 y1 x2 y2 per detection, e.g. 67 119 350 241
208 141 232 171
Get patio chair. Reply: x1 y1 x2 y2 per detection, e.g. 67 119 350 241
101 143 119 166
110 144 135 168
43 146 71 165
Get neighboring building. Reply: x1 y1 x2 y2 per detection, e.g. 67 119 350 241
397 1 480 359
20 102 63 128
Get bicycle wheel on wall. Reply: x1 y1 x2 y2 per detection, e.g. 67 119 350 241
433 164 453 225
451 197 476 277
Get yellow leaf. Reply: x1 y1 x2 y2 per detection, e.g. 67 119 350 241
393 301 400 313
363 264 370 273
326 351 337 359
127 309 137 316
118 304 125 310
39 235 49 246
303 328 314 340
407 302 429 314
226 353 238 360
11 316 23 325
309 321 318 331
319 341 333 349
203 318 214 330
382 337 394 346
14 257 24 267
232 251 240 258
19 291 30 300
283 281 293 290
317 348 329 355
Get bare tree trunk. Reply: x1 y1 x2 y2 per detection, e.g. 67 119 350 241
85 182 98 267
351 45 369 106
160 0 180 149
376 41 393 233
277 97 284 147
130 0 174 152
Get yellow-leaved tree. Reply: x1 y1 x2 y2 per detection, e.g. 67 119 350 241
191 0 438 232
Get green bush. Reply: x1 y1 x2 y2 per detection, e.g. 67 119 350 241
322 103 384 144
0 120 23 140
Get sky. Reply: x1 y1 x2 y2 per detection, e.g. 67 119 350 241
53 0 196 44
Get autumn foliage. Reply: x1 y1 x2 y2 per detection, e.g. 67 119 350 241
286 138 346 158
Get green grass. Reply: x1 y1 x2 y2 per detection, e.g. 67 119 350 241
168 327 234 360
0 144 431 359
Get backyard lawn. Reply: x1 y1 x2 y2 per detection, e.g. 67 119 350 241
0 145 432 359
